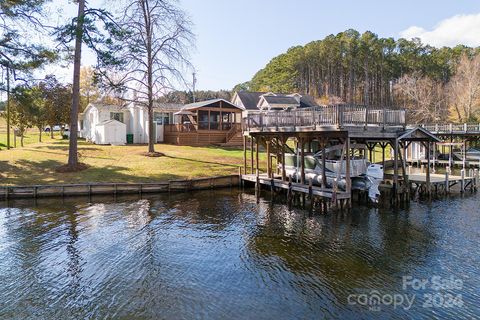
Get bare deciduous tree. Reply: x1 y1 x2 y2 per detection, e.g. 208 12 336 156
448 53 480 122
394 73 447 123
107 0 194 155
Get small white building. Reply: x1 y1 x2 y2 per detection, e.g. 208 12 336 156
80 103 131 144
94 120 126 145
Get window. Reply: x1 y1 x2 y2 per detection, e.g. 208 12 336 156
198 110 209 130
154 112 170 125
110 112 124 123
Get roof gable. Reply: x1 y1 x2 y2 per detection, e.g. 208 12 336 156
182 98 244 111
234 91 318 110
398 127 441 142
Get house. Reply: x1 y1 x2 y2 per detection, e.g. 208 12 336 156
127 102 183 144
164 98 245 146
80 102 182 145
80 100 244 146
231 91 318 116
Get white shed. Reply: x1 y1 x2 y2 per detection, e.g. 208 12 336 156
94 120 126 145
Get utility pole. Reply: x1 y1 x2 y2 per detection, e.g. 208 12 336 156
6 65 10 150
192 72 197 103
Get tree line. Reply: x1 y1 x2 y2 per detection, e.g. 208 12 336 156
245 29 480 123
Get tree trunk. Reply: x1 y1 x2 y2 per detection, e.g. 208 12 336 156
21 135 24 147
144 0 155 154
67 0 85 168
50 125 54 139
38 127 42 142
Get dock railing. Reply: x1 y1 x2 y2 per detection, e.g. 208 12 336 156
422 123 480 134
244 105 406 131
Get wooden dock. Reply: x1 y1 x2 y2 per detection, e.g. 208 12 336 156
408 172 477 194
0 175 240 200
242 174 350 199
241 105 480 207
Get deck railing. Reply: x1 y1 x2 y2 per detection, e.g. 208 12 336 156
165 123 197 133
422 123 480 134
244 105 406 131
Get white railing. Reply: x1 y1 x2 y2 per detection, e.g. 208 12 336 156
422 123 480 134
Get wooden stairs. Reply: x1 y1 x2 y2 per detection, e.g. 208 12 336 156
222 132 243 146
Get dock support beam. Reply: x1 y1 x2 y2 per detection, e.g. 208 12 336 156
255 137 259 176
393 139 399 196
300 137 305 184
345 136 351 208
266 139 271 178
250 137 254 174
426 141 431 195
243 135 247 175
281 136 286 181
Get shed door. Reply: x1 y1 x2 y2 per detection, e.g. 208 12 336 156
155 122 164 142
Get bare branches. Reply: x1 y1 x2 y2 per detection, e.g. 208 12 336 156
447 53 480 122
394 73 447 123
102 0 195 153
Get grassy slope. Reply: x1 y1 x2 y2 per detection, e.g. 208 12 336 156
0 139 260 186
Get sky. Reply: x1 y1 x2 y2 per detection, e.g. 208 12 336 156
42 0 480 91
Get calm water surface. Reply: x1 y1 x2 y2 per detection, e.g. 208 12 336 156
0 189 479 319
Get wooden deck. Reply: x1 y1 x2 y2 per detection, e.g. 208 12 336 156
245 105 406 135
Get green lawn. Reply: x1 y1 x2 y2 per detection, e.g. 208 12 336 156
0 139 264 186
0 117 63 149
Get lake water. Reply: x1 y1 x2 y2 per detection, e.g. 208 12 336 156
0 189 479 319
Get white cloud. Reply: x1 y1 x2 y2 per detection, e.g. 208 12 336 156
400 13 480 47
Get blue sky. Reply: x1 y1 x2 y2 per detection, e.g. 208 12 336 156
47 0 480 91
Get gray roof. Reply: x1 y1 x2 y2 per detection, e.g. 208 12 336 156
236 92 264 110
183 99 243 111
235 91 318 110
262 95 299 106
153 103 183 112
398 127 441 142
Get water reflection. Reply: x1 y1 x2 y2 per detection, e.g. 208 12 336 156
0 190 478 319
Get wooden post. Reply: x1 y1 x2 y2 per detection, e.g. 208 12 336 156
282 137 286 181
309 178 313 212
460 169 465 193
393 139 399 195
469 169 474 191
266 139 271 178
243 135 247 174
276 137 281 175
345 137 351 202
321 139 327 188
250 137 254 174
426 142 431 195
300 137 305 184
255 137 259 176
474 169 479 190
381 143 386 171
398 141 409 200
287 175 293 206
445 170 450 194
